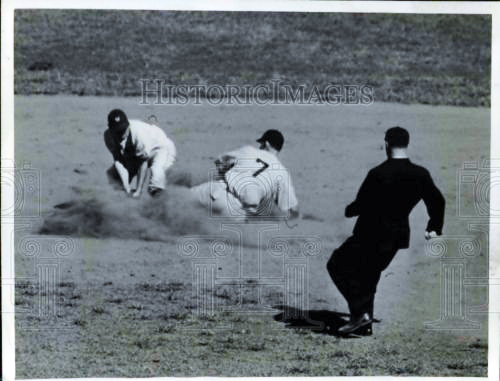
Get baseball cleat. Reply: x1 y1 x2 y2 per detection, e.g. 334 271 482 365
338 313 372 335
351 323 373 336
149 187 163 198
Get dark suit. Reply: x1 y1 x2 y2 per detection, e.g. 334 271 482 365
327 158 445 318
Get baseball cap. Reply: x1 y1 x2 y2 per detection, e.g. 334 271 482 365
107 109 129 134
385 126 409 148
256 129 284 151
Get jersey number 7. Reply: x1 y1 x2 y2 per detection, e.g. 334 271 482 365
253 158 269 177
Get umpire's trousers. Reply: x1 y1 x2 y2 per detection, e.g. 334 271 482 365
327 235 399 319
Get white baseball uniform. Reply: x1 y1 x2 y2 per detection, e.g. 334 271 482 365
104 119 176 190
205 145 298 216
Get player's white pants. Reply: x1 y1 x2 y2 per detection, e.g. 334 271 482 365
148 147 174 190
106 148 174 191
190 180 245 218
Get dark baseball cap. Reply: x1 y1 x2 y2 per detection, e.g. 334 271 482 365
107 109 129 134
385 126 409 148
256 129 284 151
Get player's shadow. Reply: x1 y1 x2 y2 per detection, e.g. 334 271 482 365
273 305 350 337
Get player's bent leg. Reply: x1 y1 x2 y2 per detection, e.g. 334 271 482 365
148 152 167 196
190 181 213 208
190 180 245 219
191 181 225 208
327 249 353 302
327 237 370 315
124 158 142 191
224 190 245 219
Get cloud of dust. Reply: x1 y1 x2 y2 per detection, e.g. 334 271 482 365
39 185 218 242
38 182 316 249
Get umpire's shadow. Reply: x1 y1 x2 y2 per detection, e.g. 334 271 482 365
272 305 350 337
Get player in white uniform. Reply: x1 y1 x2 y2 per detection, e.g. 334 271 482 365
104 109 176 198
192 129 299 221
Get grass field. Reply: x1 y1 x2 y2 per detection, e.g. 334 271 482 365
14 95 489 377
14 11 490 106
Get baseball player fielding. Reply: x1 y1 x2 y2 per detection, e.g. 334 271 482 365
104 109 176 198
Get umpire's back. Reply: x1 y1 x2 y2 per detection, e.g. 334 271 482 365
349 127 445 249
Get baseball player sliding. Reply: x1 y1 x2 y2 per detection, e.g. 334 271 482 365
192 129 300 222
104 109 176 198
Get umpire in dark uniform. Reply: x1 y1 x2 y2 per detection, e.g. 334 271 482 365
327 126 445 336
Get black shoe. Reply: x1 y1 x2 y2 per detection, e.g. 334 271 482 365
338 313 372 335
352 323 372 336
149 187 163 198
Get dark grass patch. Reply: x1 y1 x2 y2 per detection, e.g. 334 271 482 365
447 363 467 370
73 318 87 327
58 281 76 288
92 305 105 314
107 297 124 304
469 341 487 349
158 324 175 334
136 281 185 293
331 350 352 359
159 310 189 321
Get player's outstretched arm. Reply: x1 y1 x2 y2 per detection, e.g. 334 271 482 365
422 170 445 236
132 160 149 198
215 155 236 180
114 161 131 194
288 206 301 220
283 206 301 229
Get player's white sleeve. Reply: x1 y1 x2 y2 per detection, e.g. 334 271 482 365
134 136 149 160
277 171 299 212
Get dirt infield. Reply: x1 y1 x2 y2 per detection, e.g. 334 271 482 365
14 95 489 377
